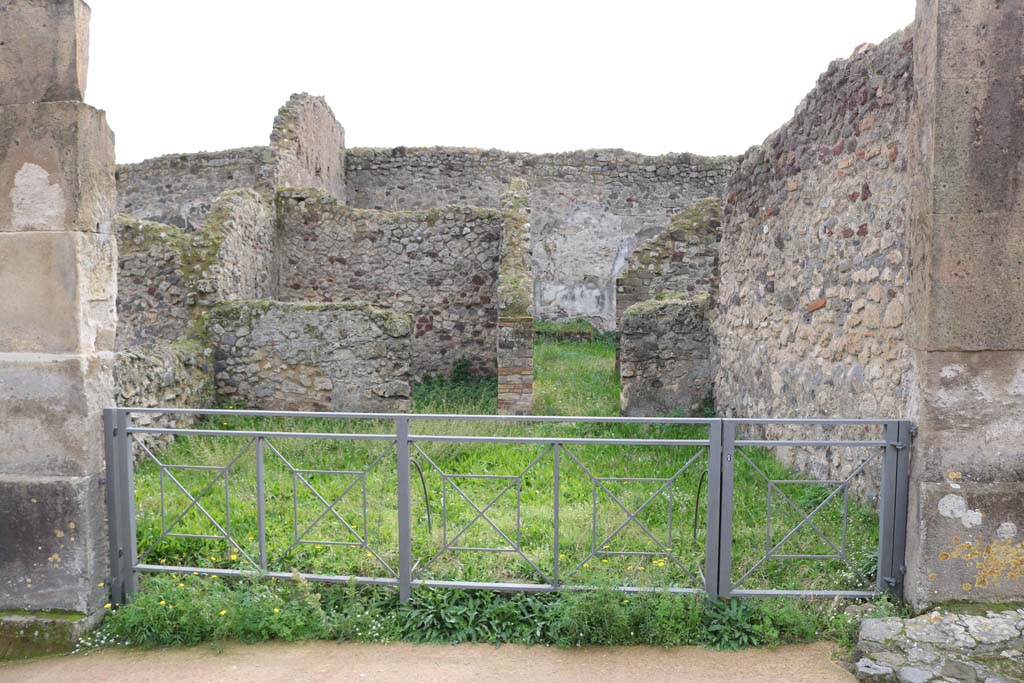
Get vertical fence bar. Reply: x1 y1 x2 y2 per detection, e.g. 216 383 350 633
553 443 560 588
103 408 124 605
396 416 412 602
703 419 723 599
891 421 913 598
717 419 737 598
255 436 268 571
878 421 899 595
114 409 139 599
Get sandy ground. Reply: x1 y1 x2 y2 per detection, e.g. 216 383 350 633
0 640 855 682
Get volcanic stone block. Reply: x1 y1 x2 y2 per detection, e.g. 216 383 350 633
0 231 116 353
0 102 115 233
0 473 106 614
0 0 91 105
0 355 114 478
910 480 1024 604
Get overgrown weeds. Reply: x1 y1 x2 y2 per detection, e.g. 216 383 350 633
91 575 904 653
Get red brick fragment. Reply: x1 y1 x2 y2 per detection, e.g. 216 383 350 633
806 297 827 313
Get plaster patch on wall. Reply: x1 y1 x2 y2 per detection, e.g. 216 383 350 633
12 162 65 230
938 493 983 529
940 364 965 380
1008 368 1024 396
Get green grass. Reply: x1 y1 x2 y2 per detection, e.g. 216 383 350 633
129 335 881 596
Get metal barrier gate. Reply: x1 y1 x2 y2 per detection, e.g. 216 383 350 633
104 408 911 604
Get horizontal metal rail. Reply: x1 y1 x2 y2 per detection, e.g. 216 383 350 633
105 408 910 605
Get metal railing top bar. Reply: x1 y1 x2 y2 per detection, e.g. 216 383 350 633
734 439 889 447
117 406 717 425
112 409 901 423
409 435 709 446
126 426 709 447
127 427 397 441
726 418 898 425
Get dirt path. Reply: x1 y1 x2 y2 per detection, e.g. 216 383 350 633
1 640 854 682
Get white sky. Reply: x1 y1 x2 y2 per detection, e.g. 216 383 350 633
86 0 917 164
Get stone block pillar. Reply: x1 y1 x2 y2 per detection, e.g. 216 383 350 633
497 179 534 415
905 0 1024 606
0 0 118 658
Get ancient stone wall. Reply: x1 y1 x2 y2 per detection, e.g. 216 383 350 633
620 294 713 417
345 147 735 329
208 301 413 412
115 93 345 232
116 147 271 231
713 29 915 487
269 93 345 200
276 190 504 379
115 189 277 350
615 198 722 332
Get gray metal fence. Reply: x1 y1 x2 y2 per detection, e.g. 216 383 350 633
103 408 911 604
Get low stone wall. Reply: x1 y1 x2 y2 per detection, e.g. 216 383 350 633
346 147 736 330
855 609 1024 682
620 293 712 417
614 198 721 331
276 190 504 379
114 342 213 448
115 189 277 350
208 301 414 412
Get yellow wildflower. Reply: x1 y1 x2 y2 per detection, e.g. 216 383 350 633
219 609 227 616
103 603 112 610
159 600 166 606
601 559 609 563
178 583 185 588
622 599 630 604
97 581 105 587
273 607 280 614
230 554 238 561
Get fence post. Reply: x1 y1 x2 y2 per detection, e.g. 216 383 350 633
878 421 902 596
255 436 268 572
552 443 561 589
716 419 737 598
703 420 723 599
103 408 123 605
890 422 912 598
106 409 139 602
396 416 412 602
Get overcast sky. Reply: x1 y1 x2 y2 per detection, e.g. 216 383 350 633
86 0 917 164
